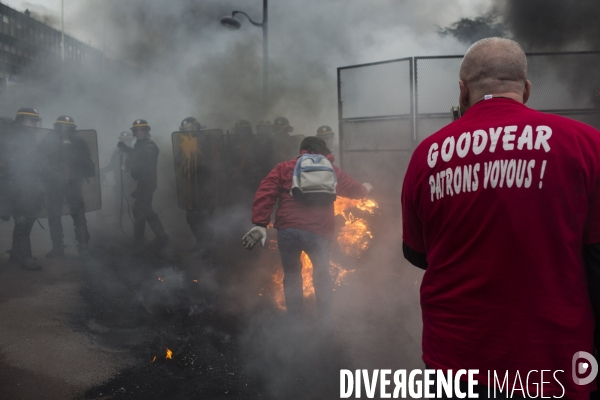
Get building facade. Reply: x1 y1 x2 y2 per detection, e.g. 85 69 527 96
0 2 103 85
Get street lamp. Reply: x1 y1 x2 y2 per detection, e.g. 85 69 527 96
220 0 268 108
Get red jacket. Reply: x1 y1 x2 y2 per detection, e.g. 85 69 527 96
252 153 368 240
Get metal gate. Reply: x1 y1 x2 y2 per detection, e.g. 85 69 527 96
337 58 413 204
338 51 600 203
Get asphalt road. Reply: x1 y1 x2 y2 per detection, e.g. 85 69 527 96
0 220 133 400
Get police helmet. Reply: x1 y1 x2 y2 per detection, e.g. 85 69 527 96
54 115 77 131
130 119 151 131
235 119 252 128
180 117 201 132
118 131 133 140
273 117 294 133
316 125 334 138
256 120 273 134
233 119 253 135
15 107 41 127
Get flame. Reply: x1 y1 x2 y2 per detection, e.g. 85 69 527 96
158 277 164 282
151 356 156 363
330 260 355 286
300 252 315 298
337 215 373 257
268 197 376 310
273 269 286 310
166 348 172 359
335 198 378 257
193 279 198 283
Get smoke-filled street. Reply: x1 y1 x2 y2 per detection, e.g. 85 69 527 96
0 0 599 399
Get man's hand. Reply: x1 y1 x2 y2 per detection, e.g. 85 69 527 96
363 182 374 195
242 226 267 250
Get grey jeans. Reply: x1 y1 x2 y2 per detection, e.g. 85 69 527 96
277 228 333 323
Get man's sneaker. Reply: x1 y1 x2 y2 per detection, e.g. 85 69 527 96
21 257 41 271
46 248 65 258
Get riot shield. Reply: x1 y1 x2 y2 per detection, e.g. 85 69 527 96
270 133 302 166
73 129 102 214
2 126 57 218
7 125 102 218
172 129 224 210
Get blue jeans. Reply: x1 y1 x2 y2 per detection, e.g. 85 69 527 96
277 228 333 322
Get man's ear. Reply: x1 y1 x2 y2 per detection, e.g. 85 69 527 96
522 80 532 104
459 80 469 109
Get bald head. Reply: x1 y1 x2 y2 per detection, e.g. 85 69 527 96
459 38 529 106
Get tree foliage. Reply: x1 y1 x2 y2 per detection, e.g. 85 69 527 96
438 12 507 45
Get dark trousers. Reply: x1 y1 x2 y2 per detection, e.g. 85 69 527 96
277 228 333 324
47 180 89 246
10 184 42 261
12 216 35 260
132 183 166 242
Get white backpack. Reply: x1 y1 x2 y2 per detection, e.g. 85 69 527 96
290 153 337 205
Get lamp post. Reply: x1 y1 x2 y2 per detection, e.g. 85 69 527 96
61 0 65 61
220 0 268 108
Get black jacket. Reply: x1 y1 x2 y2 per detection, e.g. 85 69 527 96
123 137 159 186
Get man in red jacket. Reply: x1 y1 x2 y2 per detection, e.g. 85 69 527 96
402 37 600 399
243 136 372 325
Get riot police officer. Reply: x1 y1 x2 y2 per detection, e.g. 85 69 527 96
256 120 274 135
8 108 44 270
316 125 335 151
271 117 298 165
44 116 94 259
178 117 215 257
118 119 168 250
100 131 135 215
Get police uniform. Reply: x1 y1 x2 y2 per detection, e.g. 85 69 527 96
44 116 94 258
226 119 262 202
100 131 135 216
316 125 335 151
178 117 215 256
7 108 44 270
271 117 298 165
118 119 168 247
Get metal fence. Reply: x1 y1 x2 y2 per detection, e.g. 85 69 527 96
337 57 413 203
414 51 600 140
338 51 600 203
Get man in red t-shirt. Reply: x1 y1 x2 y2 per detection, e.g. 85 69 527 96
402 37 600 400
243 136 372 326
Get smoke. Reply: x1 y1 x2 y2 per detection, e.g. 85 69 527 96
0 0 503 397
502 0 600 52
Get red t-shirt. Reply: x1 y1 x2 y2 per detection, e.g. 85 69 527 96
402 98 600 400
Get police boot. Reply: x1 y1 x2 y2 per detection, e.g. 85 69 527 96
46 238 65 258
74 224 91 259
21 256 41 271
147 214 169 249
45 246 65 258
